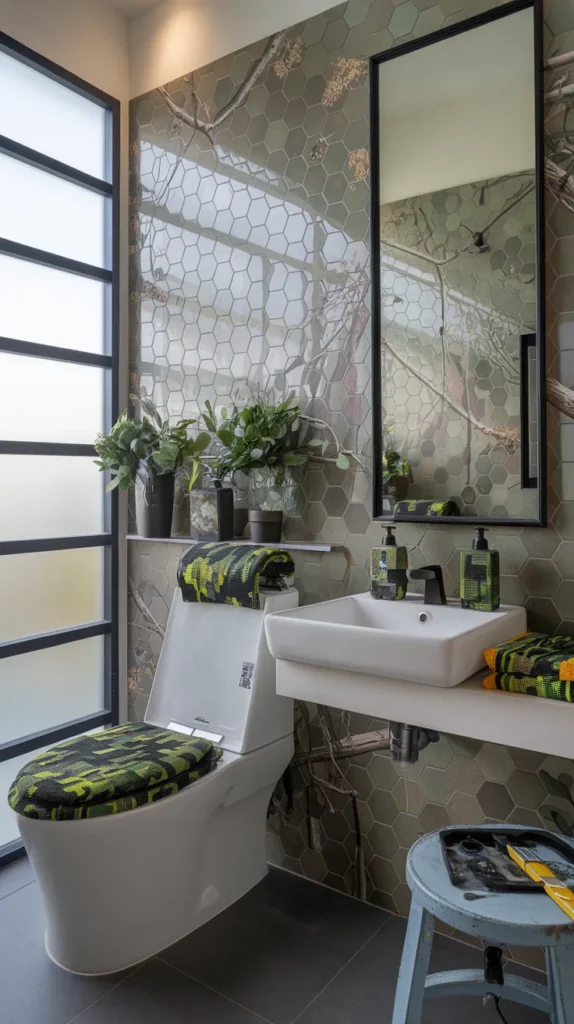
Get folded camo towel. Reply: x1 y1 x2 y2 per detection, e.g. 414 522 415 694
483 672 574 702
178 541 294 609
394 500 459 517
484 632 574 680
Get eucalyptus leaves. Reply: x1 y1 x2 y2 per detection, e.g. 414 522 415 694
95 389 362 495
94 392 210 492
201 394 309 482
382 449 411 486
201 393 356 480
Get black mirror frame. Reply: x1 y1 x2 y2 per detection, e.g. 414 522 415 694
369 0 547 527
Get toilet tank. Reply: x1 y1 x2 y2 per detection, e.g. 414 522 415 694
144 587 298 754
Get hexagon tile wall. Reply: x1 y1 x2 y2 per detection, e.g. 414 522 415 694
129 0 574 948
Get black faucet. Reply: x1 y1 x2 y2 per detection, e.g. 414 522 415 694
408 565 447 606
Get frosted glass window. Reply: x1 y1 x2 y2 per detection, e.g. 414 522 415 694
0 52 107 180
0 742 52 847
0 353 103 443
0 456 104 540
0 637 105 744
0 256 105 353
0 156 106 267
0 548 104 643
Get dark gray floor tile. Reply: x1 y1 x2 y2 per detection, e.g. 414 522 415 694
160 867 388 1024
297 915 548 1024
0 854 34 899
72 958 269 1023
0 920 130 1024
0 880 46 948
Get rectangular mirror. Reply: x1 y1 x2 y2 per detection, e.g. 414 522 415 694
370 0 546 525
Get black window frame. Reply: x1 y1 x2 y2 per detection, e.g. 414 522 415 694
0 33 120 864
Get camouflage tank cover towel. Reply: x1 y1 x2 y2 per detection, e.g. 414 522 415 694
394 499 459 517
8 722 223 821
178 541 294 609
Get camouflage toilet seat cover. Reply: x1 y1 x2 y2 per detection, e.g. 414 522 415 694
8 722 222 821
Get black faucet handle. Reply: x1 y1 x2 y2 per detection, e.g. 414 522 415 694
408 565 447 606
409 566 437 580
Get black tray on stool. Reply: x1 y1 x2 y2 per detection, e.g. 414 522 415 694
440 826 574 893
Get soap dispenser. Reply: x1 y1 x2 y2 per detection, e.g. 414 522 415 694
371 524 408 601
460 527 500 611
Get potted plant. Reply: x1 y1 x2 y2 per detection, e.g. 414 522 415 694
202 394 309 543
94 394 208 538
383 449 412 502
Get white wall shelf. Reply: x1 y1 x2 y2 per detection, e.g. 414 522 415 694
126 535 346 555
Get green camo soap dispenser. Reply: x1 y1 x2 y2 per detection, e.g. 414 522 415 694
460 527 500 611
371 524 408 601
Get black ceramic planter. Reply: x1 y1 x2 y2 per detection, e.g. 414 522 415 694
136 473 175 538
248 509 283 544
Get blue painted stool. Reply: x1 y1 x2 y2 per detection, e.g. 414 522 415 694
393 825 574 1023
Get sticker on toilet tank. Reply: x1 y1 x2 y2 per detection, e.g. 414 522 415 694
239 661 255 689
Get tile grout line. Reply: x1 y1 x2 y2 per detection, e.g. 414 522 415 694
270 863 391 916
156 956 277 1024
64 961 149 1023
0 878 35 902
277 868 547 981
288 911 397 1024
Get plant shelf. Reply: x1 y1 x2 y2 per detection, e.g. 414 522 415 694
126 535 347 555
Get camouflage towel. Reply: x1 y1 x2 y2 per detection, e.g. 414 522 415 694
483 672 574 702
9 722 222 821
394 500 459 517
178 541 294 609
484 632 574 680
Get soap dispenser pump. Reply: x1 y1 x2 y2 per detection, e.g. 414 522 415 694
371 524 408 601
460 527 500 611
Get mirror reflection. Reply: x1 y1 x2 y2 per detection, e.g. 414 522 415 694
373 5 544 523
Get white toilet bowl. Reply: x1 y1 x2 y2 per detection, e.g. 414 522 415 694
14 586 298 975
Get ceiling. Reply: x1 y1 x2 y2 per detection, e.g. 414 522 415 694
106 0 160 16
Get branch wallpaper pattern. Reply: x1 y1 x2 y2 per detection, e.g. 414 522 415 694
129 0 574 961
380 170 538 518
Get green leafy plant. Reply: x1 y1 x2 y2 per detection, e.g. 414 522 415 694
201 393 310 482
94 392 210 492
382 449 411 484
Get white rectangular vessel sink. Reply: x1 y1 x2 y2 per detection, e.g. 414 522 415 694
265 592 526 688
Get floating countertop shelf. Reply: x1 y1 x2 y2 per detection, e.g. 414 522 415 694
275 661 574 760
126 535 347 555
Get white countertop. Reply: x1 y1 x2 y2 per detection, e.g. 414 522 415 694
275 660 573 759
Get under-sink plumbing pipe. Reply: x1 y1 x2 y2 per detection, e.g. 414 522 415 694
290 727 390 766
390 722 440 766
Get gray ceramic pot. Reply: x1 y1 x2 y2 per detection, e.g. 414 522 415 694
248 509 283 544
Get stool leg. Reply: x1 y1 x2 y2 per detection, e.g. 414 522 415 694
546 946 574 1024
392 900 434 1024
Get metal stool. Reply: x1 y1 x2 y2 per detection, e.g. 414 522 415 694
393 825 574 1023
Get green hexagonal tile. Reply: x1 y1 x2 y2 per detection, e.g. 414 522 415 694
507 769 547 810
444 755 484 796
369 820 400 859
445 792 484 826
393 778 426 816
476 781 514 820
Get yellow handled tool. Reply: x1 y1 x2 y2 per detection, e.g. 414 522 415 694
507 844 574 922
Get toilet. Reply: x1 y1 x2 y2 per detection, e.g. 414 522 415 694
12 585 298 976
